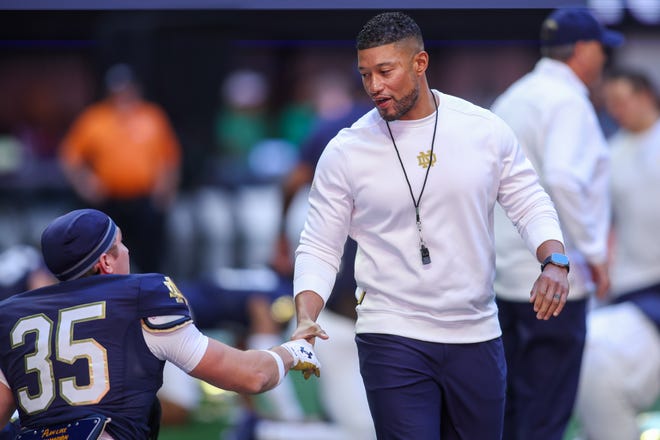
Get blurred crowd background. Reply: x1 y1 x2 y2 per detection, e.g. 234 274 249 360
0 5 658 279
1 3 660 439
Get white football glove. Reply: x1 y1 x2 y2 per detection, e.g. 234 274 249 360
281 339 321 380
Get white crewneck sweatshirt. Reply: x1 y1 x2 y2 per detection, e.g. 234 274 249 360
294 90 563 343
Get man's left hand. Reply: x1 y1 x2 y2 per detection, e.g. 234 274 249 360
530 265 569 320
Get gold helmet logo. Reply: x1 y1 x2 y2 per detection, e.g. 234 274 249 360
541 18 559 42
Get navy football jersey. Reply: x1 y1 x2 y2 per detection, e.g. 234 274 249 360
0 273 192 439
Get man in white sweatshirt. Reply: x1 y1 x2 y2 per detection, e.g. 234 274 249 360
491 7 623 440
290 11 569 440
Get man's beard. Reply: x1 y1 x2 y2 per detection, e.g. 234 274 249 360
379 83 420 122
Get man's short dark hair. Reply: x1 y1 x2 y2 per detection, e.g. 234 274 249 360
356 11 424 51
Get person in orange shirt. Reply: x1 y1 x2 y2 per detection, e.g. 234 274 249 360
59 63 181 273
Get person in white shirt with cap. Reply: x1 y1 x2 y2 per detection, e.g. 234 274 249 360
491 6 624 440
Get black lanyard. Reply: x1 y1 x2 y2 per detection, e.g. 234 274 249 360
385 92 438 265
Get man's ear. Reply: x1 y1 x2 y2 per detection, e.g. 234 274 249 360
413 51 429 76
572 40 587 59
96 253 114 275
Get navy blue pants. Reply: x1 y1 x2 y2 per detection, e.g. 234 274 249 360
356 333 506 440
497 298 587 440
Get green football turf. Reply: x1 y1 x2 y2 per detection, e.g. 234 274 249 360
159 369 325 440
159 357 660 440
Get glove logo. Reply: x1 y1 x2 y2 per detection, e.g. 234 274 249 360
299 347 313 359
281 339 322 380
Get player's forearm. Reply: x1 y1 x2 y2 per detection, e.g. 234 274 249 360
189 339 276 394
191 337 322 394
239 347 294 393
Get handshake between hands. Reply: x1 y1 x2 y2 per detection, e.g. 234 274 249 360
281 339 321 380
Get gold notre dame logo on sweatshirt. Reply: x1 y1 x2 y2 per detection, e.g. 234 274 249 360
417 150 437 169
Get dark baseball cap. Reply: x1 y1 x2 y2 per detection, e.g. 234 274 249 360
41 209 118 281
541 7 624 48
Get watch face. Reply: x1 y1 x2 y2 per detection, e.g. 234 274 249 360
551 253 569 265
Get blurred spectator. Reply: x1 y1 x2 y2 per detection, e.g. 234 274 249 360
272 71 370 277
0 243 55 302
212 67 307 187
276 76 316 154
59 63 181 273
212 68 274 187
0 60 89 250
0 58 91 195
198 69 283 270
491 7 622 439
574 68 660 440
196 67 308 271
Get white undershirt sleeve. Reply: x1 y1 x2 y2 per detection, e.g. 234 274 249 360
142 321 209 373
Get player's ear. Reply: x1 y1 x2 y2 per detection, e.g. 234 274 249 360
96 253 114 275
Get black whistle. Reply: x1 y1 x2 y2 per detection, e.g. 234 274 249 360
421 245 431 265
